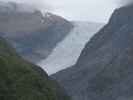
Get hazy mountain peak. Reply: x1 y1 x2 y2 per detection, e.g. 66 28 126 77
0 1 73 63
0 1 40 13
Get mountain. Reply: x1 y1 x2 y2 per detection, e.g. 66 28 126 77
0 35 71 100
53 5 133 100
38 21 104 75
0 1 73 63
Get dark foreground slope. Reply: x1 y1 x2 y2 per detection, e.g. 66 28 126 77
53 5 133 100
0 36 70 100
0 2 73 63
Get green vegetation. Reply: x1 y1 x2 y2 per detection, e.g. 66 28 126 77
0 37 70 100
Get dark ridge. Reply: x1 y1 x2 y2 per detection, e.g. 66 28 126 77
53 5 133 100
0 35 71 100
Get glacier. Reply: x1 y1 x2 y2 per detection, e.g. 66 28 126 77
38 21 104 75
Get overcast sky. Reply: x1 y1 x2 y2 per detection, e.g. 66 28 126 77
0 0 117 23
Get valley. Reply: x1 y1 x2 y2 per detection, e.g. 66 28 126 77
38 21 104 74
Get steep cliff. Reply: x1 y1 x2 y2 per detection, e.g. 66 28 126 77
53 5 133 100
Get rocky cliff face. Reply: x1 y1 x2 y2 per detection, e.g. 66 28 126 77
0 2 73 63
53 5 133 100
0 35 71 100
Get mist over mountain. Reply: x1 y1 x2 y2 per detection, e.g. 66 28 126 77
1 1 133 100
119 0 133 6
0 0 117 23
0 1 73 63
53 4 133 100
2 0 133 100
0 1 74 100
0 1 38 12
0 0 52 12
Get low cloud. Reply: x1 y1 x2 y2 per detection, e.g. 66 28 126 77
0 0 117 22
119 0 133 6
0 0 53 12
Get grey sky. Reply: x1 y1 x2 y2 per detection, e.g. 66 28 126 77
0 0 117 23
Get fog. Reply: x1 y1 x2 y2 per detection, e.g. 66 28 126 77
119 0 133 6
0 0 127 22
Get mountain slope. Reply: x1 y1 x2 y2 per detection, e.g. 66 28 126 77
0 1 73 63
0 35 71 100
38 22 103 75
53 5 133 100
